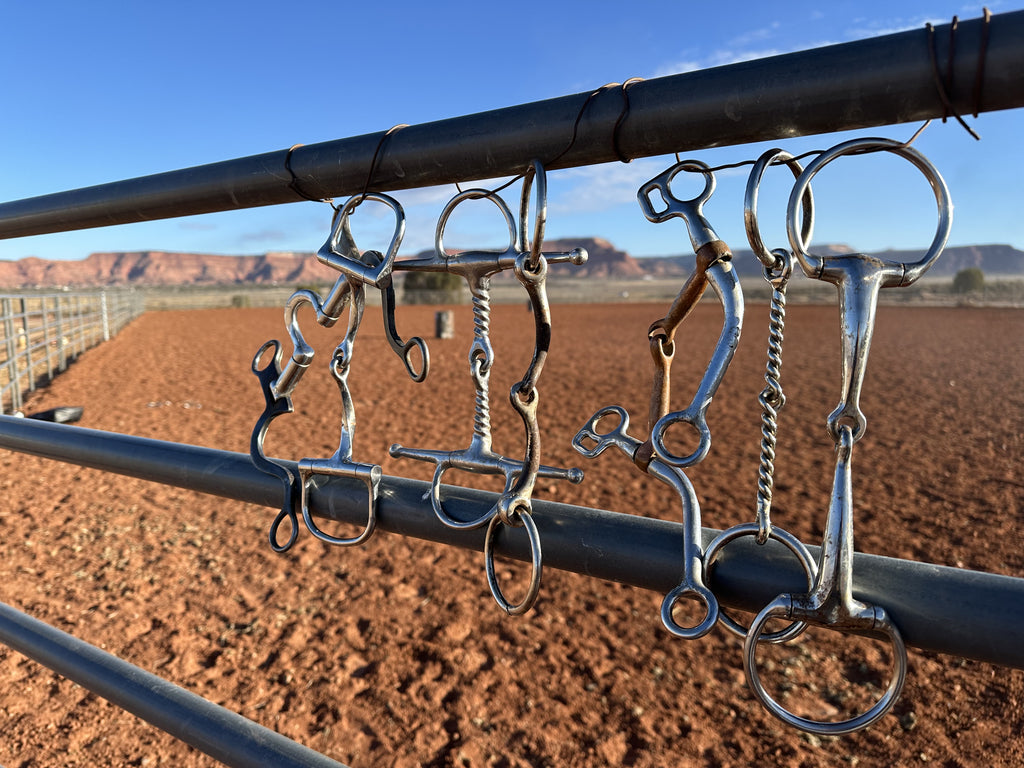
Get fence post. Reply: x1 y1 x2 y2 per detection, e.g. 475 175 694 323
20 297 33 394
73 295 83 357
3 298 20 414
101 291 111 340
435 310 455 339
55 296 66 373
42 297 53 382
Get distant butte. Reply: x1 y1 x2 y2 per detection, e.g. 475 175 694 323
0 242 1019 288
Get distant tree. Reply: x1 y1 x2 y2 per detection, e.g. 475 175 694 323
952 267 985 294
402 271 464 304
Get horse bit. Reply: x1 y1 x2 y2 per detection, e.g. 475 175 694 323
246 137 952 735
741 137 952 735
251 161 586 615
250 193 427 552
574 136 950 734
390 160 587 614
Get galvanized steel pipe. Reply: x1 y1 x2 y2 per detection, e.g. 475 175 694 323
0 601 347 767
0 11 1019 238
0 415 1021 670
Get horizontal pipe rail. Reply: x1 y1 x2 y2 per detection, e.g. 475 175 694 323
0 415 1020 670
0 11 1020 238
0 601 347 767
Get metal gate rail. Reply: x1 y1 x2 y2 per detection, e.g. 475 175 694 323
0 599 347 768
1 415 1020 672
0 12 1019 238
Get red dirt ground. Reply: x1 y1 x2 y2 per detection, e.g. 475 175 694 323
0 300 1021 767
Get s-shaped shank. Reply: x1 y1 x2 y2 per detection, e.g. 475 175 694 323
573 160 743 638
251 194 423 551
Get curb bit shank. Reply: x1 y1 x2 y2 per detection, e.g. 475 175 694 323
575 160 743 638
250 194 426 552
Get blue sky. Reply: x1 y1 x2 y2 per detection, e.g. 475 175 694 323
0 1 1020 263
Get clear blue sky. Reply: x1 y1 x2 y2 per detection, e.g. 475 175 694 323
0 1 1020 263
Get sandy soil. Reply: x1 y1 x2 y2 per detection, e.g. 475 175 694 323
0 299 1020 767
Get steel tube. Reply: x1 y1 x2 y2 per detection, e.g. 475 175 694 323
0 601 347 768
0 11 1020 239
0 415 1021 670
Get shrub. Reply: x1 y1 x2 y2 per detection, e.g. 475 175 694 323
952 267 985 294
402 271 464 304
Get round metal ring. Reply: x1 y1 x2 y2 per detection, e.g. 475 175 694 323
660 580 719 639
484 506 543 616
786 137 952 285
434 187 517 258
744 149 814 270
703 523 818 643
519 159 547 270
649 408 712 469
743 597 908 735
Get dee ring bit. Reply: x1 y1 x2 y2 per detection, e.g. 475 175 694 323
250 194 427 552
704 149 819 644
574 160 743 639
390 161 587 614
743 137 953 735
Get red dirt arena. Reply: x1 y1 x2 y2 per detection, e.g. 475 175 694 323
0 300 1020 767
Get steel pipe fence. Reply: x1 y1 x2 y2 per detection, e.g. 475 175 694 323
0 290 144 414
0 8 1020 764
0 415 1021 671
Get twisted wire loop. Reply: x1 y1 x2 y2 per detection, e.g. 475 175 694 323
755 251 791 544
696 149 818 644
470 289 494 442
